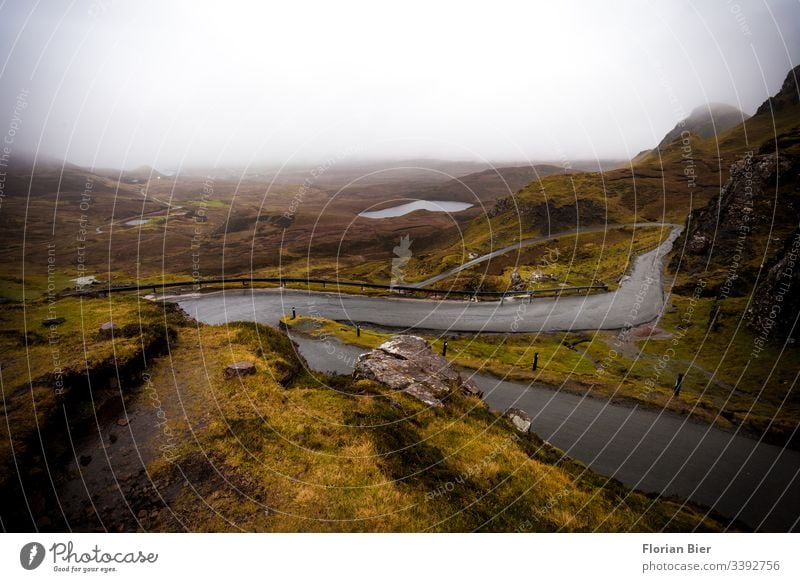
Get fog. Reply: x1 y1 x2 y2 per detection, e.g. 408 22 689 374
1 0 798 171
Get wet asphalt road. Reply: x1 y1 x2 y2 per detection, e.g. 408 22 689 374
173 227 681 333
290 335 800 531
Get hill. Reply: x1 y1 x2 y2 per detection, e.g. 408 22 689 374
657 103 750 150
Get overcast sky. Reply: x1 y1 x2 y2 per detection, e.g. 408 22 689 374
1 0 798 171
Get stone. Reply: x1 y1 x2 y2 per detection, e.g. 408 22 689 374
98 321 118 338
353 335 484 407
116 418 129 427
528 270 555 283
510 270 522 287
224 361 257 379
42 317 65 327
79 455 93 466
461 378 484 398
504 408 532 433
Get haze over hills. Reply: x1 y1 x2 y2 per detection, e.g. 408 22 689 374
657 103 750 149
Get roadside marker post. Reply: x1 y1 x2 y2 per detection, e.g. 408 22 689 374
674 373 684 397
533 352 539 371
291 307 296 320
442 340 448 357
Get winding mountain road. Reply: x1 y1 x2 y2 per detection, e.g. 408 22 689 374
409 221 678 288
173 225 682 333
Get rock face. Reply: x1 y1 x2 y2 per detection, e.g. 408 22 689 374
688 154 790 254
504 408 532 433
224 361 256 380
756 64 800 116
352 335 483 407
746 226 800 339
672 152 798 296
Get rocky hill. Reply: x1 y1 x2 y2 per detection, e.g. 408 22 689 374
670 65 800 340
657 103 750 150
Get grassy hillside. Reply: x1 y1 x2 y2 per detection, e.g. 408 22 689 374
282 311 799 448
0 294 727 532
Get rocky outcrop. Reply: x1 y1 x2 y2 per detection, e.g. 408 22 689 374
756 65 800 116
352 335 483 407
746 226 800 339
504 408 532 433
670 145 800 339
688 153 789 253
224 361 256 379
672 152 798 295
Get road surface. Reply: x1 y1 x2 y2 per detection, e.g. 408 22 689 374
288 334 800 532
409 222 678 288
172 226 682 333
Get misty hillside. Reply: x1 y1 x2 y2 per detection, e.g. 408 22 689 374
408 164 569 203
657 103 750 149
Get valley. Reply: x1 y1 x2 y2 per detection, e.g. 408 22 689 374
1 61 799 535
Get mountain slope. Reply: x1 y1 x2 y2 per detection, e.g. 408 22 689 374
657 103 750 150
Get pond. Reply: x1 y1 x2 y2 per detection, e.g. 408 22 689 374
359 200 473 219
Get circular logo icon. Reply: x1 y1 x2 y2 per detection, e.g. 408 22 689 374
20 542 46 570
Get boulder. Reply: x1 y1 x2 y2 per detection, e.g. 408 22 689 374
42 317 65 327
224 361 256 380
98 321 118 338
510 270 523 289
353 335 483 407
504 408 532 433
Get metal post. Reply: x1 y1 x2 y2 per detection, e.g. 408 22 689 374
674 373 684 397
442 340 448 357
291 307 296 320
532 352 539 371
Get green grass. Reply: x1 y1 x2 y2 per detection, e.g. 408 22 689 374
282 307 800 446
0 294 181 479
139 321 725 532
0 295 729 531
425 226 670 292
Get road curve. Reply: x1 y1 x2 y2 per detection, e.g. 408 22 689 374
409 222 679 288
172 226 682 333
289 335 799 532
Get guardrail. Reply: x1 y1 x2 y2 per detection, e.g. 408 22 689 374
64 277 608 300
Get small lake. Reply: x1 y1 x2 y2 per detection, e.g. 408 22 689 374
125 219 150 226
359 200 473 219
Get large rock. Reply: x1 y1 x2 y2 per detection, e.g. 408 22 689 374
224 361 256 380
504 408 532 433
353 335 483 407
98 321 118 338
